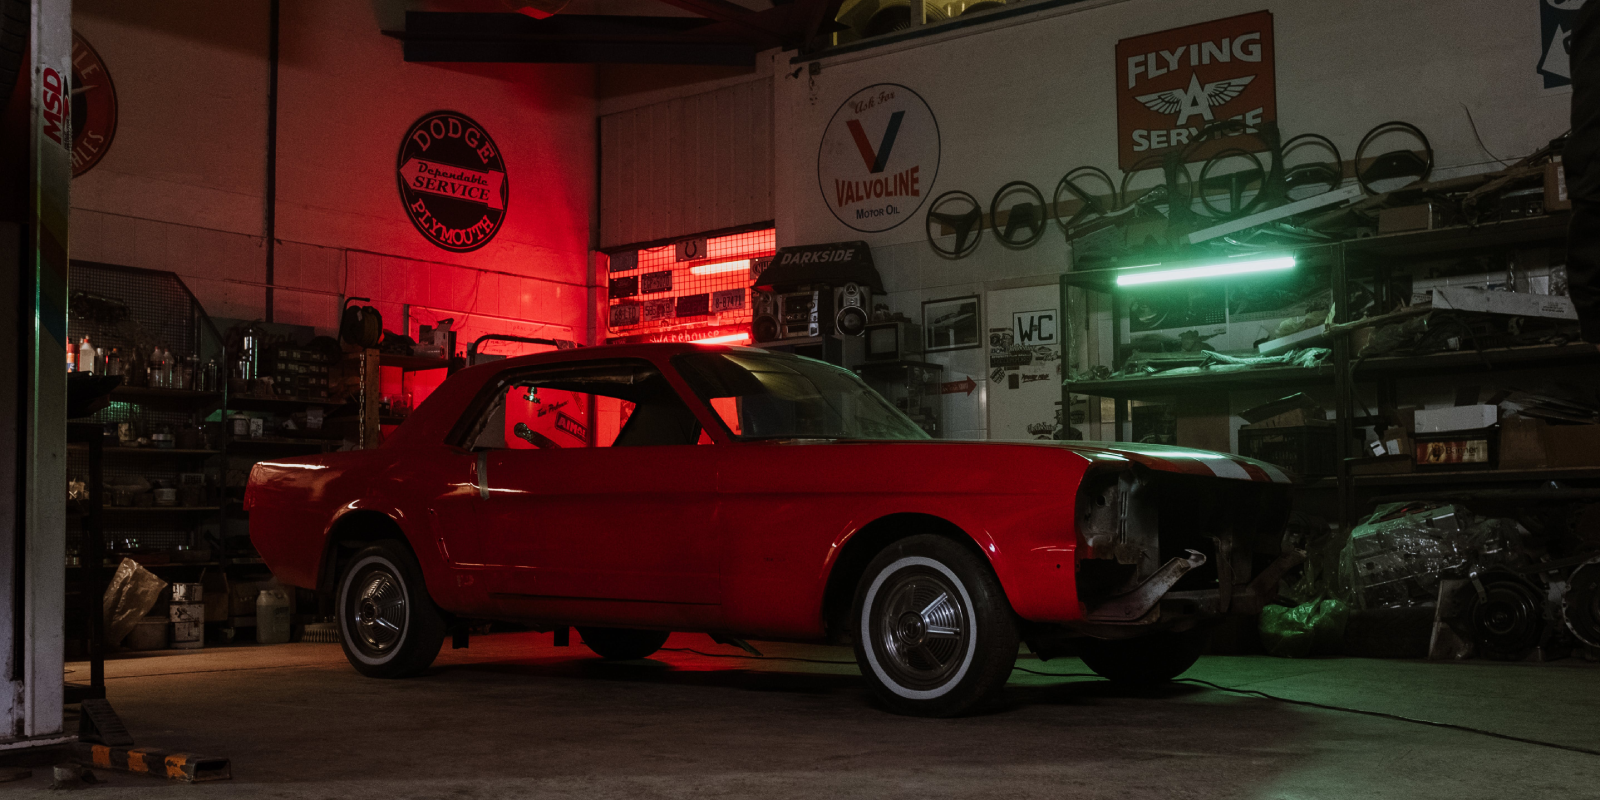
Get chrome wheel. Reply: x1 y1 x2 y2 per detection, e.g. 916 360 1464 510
351 564 407 655
870 565 970 692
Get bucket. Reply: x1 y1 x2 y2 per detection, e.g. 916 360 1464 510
169 602 204 623
171 620 204 649
126 617 169 651
256 589 291 644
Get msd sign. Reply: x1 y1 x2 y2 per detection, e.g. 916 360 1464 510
1115 11 1277 170
817 84 940 233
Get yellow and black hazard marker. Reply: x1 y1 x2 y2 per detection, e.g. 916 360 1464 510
74 743 231 783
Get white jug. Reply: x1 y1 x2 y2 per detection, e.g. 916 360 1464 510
256 589 291 644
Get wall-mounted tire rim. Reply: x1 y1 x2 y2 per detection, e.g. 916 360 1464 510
861 556 976 698
341 555 411 665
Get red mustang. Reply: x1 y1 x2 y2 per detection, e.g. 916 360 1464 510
247 344 1298 716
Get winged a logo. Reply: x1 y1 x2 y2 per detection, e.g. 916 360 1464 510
1135 73 1255 127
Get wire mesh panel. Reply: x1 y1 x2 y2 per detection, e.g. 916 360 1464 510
67 261 212 362
64 262 225 562
606 228 775 343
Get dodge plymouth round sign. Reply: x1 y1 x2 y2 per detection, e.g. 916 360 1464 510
817 84 940 233
398 111 508 252
1115 11 1276 170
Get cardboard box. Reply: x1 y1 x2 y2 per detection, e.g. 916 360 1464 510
1541 424 1600 468
1379 203 1449 234
1415 405 1498 434
1379 426 1413 458
1433 286 1578 321
1414 428 1498 471
1546 158 1571 212
1498 417 1549 470
1175 395 1230 453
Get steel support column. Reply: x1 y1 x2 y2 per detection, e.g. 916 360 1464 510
1 0 70 751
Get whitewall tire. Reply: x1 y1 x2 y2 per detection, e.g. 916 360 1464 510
337 540 446 678
852 535 1019 716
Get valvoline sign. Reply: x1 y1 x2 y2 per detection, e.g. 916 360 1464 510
817 84 940 233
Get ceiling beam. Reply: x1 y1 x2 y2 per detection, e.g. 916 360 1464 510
644 0 785 45
388 13 758 65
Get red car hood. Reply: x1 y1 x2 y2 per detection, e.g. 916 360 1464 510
938 439 1294 484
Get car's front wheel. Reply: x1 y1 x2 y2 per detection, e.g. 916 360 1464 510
852 535 1019 717
336 541 446 678
1078 629 1205 686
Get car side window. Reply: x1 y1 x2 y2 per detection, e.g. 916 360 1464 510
465 361 704 450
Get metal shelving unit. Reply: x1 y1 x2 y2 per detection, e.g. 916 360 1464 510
66 263 230 692
350 348 450 449
1059 213 1587 528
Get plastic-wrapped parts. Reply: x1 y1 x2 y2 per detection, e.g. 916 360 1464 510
1259 598 1350 658
1338 503 1533 610
102 558 168 648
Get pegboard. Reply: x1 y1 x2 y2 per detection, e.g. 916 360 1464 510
606 228 775 342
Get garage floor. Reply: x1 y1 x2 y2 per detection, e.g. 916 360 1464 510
7 633 1599 797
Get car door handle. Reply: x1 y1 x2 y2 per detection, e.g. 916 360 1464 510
476 451 489 500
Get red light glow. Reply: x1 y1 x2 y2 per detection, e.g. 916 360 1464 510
691 332 751 345
688 259 751 276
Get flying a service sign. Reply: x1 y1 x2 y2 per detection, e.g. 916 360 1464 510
1115 11 1276 170
817 84 940 233
398 111 508 252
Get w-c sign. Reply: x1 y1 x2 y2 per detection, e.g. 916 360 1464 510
1013 310 1057 346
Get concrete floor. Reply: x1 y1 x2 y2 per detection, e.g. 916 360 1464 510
5 633 1598 797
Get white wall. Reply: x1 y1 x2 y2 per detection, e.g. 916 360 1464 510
771 0 1569 437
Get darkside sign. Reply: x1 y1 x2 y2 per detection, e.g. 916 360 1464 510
1115 11 1277 170
398 111 508 252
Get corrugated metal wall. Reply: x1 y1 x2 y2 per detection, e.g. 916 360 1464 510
600 78 774 251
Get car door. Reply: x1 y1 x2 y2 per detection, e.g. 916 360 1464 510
467 360 724 609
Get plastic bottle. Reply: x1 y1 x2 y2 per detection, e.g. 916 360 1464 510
78 336 95 374
256 589 292 644
66 340 75 372
154 348 168 388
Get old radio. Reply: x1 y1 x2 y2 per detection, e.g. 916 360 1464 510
752 289 825 342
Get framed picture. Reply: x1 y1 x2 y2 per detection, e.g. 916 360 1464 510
923 296 981 352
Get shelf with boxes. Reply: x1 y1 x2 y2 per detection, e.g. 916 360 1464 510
1058 211 1591 526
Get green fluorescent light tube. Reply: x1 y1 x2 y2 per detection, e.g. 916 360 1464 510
1116 256 1296 286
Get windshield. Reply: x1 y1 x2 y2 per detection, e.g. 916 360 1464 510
673 351 931 441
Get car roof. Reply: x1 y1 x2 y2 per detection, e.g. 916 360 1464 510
481 342 788 372
385 343 822 449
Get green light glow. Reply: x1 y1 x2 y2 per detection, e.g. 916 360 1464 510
1115 256 1296 287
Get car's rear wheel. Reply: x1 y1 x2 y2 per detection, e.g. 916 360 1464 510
1078 629 1205 686
852 535 1019 717
578 627 671 660
337 541 446 678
